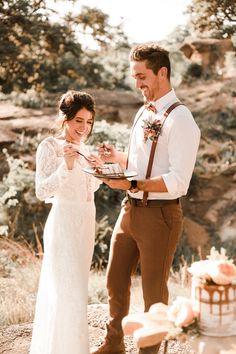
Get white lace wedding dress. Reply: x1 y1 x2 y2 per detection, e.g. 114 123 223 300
30 137 101 354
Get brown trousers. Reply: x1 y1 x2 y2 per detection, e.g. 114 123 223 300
105 198 183 352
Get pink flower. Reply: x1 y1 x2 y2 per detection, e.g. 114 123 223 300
167 297 196 328
188 253 236 285
208 261 236 285
188 260 212 280
142 118 162 142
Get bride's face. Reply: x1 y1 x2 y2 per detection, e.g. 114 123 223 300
64 108 93 143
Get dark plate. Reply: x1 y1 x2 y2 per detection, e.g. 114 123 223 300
82 166 137 179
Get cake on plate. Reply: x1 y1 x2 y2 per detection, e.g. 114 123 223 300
95 163 124 177
188 247 236 337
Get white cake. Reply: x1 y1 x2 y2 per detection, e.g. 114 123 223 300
188 247 236 337
95 163 124 177
191 278 236 336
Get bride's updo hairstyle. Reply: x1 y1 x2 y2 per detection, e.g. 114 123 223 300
57 90 96 138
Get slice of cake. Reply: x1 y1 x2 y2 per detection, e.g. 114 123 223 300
95 163 124 177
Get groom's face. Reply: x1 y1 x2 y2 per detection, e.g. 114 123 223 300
130 60 161 102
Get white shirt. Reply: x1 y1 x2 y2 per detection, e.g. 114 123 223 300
127 89 201 200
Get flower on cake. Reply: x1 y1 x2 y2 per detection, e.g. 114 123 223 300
166 297 199 341
142 118 162 143
167 296 195 327
122 247 236 346
188 247 236 285
166 247 236 338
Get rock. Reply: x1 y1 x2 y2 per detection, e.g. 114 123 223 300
222 163 236 176
0 90 141 146
183 217 210 256
0 129 17 145
219 215 236 242
0 322 32 354
0 102 56 144
0 68 236 269
204 187 236 226
87 88 142 125
180 38 235 77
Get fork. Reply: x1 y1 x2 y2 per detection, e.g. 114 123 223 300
76 151 98 164
76 151 91 162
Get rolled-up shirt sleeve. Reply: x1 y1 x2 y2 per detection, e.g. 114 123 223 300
162 108 201 197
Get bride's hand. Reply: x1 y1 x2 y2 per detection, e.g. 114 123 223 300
63 144 78 170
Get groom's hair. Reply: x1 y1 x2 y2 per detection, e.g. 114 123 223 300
129 43 171 80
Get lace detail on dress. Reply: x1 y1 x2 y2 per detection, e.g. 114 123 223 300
31 136 101 353
35 137 101 203
79 144 93 202
35 137 69 201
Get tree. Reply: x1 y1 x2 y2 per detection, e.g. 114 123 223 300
0 0 129 94
187 0 236 37
0 0 82 92
65 6 129 50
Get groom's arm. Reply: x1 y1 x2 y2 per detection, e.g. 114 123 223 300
102 176 167 193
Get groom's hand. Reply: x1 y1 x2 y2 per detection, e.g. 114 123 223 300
101 178 131 190
97 142 116 162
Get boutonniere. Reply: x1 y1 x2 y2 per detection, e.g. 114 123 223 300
142 118 162 143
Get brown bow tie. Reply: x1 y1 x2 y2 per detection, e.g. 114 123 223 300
145 102 157 114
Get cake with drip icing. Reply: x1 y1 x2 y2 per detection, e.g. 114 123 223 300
188 247 236 337
191 278 236 336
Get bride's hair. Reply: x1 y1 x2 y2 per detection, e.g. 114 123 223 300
56 90 96 138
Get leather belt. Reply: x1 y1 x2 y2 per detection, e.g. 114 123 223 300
128 196 179 207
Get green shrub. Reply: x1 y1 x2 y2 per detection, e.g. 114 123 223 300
0 122 128 267
0 145 49 247
0 120 205 272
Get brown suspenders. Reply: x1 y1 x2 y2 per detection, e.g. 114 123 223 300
127 101 184 206
142 101 184 205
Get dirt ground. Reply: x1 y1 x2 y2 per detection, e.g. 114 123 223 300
0 304 192 354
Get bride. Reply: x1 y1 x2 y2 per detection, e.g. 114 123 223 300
29 90 102 354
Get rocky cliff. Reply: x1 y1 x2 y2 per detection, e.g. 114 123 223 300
1 76 235 258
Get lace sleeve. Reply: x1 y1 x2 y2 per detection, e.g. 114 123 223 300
94 176 102 191
35 139 71 201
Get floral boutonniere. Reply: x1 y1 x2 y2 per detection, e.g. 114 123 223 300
142 118 162 143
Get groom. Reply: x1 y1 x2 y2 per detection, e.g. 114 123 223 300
91 43 200 354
